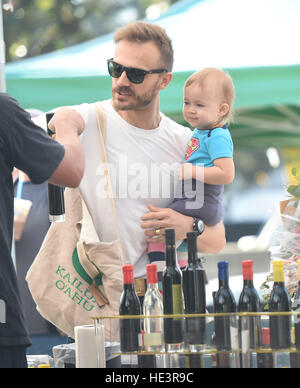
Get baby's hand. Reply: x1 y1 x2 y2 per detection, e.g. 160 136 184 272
178 163 193 180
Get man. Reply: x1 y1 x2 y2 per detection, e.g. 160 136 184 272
0 93 85 368
41 22 226 279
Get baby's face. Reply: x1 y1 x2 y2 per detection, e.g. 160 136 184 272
183 83 224 129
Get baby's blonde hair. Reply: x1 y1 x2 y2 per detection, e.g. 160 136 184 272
185 67 235 125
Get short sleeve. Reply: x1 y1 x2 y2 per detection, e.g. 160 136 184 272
206 129 233 161
2 95 65 184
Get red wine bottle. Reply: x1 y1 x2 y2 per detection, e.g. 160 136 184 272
269 260 291 350
46 113 65 223
257 328 273 368
182 231 206 350
238 260 261 349
214 261 236 351
119 265 141 353
162 228 184 351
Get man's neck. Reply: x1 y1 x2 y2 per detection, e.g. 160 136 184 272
112 100 162 130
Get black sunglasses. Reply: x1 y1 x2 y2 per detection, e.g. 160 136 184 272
107 58 168 84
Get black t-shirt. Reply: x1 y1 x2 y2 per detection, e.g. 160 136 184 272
0 93 65 346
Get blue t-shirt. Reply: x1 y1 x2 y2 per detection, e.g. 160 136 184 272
184 126 233 166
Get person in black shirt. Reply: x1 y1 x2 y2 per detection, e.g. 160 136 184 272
0 93 85 368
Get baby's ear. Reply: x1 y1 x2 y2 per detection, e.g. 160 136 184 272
219 103 230 117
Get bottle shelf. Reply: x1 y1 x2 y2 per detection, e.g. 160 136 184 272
92 311 300 368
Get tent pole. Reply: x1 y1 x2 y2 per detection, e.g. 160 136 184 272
0 0 6 92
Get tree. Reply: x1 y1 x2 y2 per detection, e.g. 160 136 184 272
3 0 179 63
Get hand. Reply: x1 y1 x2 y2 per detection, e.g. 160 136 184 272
141 203 193 243
48 108 85 136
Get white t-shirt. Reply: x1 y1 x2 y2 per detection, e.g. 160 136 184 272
38 100 192 278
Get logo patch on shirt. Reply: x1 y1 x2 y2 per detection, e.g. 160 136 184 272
185 137 199 160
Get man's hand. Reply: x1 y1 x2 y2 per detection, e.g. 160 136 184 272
48 107 85 136
141 203 193 242
141 203 226 253
48 108 85 188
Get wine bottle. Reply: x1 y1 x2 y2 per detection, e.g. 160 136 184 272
269 260 291 350
182 231 206 350
257 328 273 368
290 260 300 368
162 228 184 352
214 261 236 352
119 265 141 355
138 264 164 368
238 260 261 350
143 263 164 352
46 113 65 223
294 259 300 349
210 292 217 368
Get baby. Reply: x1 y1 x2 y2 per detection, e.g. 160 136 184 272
148 67 235 267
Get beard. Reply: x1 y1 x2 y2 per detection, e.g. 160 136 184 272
112 80 160 111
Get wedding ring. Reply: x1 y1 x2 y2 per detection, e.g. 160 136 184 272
155 228 161 236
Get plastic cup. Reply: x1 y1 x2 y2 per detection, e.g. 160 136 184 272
14 198 32 241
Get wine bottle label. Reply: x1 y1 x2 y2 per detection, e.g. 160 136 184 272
230 316 239 351
172 284 184 315
121 354 138 366
143 332 164 346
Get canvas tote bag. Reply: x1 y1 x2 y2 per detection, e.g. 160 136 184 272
26 103 126 340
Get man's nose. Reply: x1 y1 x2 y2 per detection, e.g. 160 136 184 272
116 70 131 86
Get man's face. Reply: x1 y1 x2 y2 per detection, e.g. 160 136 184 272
111 40 165 112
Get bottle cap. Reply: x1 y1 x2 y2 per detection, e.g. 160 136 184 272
261 327 270 346
218 261 229 282
147 264 158 284
272 260 284 282
242 260 253 281
165 228 175 245
123 265 134 284
38 364 51 368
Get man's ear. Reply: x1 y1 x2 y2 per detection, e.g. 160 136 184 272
159 72 173 90
219 103 230 117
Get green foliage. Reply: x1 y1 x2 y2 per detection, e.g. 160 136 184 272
287 168 300 199
3 0 179 63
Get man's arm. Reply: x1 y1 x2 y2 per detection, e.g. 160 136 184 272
141 204 226 253
47 108 85 188
196 221 226 253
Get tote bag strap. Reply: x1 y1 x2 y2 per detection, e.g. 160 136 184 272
92 102 126 265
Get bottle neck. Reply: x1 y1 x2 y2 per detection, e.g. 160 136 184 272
187 235 198 265
219 279 229 288
243 279 254 287
165 244 177 267
123 283 135 292
147 283 159 291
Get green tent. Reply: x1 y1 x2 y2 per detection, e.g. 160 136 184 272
5 0 300 148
